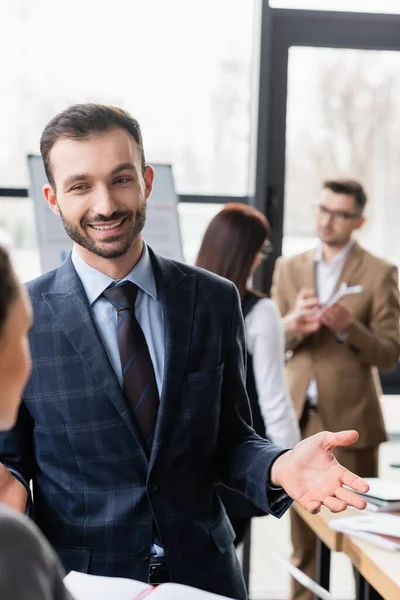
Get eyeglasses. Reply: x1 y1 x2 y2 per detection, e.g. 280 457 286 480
313 203 362 222
259 241 274 260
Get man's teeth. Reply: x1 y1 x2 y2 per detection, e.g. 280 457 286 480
91 219 123 231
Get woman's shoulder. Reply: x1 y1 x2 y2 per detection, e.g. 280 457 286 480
246 294 280 319
0 503 71 599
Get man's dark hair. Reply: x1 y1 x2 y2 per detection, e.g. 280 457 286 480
40 103 146 189
0 246 18 338
323 179 367 213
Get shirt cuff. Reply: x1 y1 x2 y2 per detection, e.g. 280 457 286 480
336 331 349 343
5 467 31 517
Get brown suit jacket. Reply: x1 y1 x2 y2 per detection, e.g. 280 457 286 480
271 242 400 448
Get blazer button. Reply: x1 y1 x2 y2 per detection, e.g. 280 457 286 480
138 551 150 561
147 484 158 493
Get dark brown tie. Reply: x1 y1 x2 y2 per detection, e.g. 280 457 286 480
103 282 159 451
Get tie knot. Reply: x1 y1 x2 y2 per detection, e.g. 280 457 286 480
103 281 139 311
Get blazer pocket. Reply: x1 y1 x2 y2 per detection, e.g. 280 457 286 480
209 517 236 553
186 363 224 387
53 545 92 574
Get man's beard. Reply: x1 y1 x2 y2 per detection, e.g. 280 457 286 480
59 203 147 259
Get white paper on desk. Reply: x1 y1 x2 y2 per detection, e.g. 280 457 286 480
334 528 400 551
63 572 233 600
149 583 232 599
63 570 151 600
271 552 337 600
329 513 400 551
362 478 400 502
330 513 400 538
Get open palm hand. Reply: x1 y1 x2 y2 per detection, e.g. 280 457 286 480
270 430 369 514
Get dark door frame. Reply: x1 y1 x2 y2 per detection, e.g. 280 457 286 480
253 2 400 292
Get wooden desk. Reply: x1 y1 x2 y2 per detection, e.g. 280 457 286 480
292 504 348 552
293 503 400 600
343 534 400 600
292 503 355 596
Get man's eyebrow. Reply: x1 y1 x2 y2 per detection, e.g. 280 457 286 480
111 162 137 176
63 173 92 189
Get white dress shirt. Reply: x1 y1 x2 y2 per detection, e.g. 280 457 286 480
71 243 165 395
245 298 301 448
306 240 354 405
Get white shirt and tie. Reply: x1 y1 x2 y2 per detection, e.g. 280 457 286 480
306 240 354 406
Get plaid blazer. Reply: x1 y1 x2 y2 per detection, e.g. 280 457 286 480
0 248 290 600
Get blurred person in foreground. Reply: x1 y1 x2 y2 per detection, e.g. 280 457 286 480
0 246 73 600
272 179 400 600
196 203 301 545
0 105 370 600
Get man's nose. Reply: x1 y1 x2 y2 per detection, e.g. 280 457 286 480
92 186 117 216
320 211 334 225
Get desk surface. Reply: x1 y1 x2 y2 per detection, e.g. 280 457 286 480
293 502 400 599
292 503 354 552
343 534 400 600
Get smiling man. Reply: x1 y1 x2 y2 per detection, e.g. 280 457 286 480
272 179 400 600
0 107 370 600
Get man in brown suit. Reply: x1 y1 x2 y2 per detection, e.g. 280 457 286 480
271 179 400 600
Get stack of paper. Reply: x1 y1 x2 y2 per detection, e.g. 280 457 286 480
64 571 233 600
355 478 400 512
329 513 400 551
64 572 150 600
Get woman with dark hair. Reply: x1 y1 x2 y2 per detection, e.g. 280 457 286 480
196 203 300 544
0 246 73 599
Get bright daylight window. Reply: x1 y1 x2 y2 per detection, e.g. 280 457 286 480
0 0 255 277
0 0 254 196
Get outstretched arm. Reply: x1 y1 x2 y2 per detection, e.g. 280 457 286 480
270 430 369 514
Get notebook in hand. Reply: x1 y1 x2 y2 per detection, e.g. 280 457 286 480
64 571 233 600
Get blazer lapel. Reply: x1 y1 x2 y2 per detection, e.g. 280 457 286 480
300 249 316 293
43 256 148 457
329 241 364 299
147 249 196 470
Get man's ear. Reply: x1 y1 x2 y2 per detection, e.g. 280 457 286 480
356 216 366 231
143 165 155 200
43 184 60 216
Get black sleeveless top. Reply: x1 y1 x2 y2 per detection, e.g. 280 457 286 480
241 290 267 440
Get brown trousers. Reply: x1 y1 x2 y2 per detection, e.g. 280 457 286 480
290 410 378 600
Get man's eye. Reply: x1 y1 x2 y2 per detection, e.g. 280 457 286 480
71 184 88 191
114 177 132 184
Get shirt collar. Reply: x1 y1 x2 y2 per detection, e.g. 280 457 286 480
71 242 158 306
314 238 355 265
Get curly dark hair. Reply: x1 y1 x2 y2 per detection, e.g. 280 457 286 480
0 246 18 338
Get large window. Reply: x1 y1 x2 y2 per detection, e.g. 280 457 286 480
0 0 254 196
283 46 400 267
0 0 254 278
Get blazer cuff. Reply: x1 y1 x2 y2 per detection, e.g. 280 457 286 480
345 318 370 353
265 449 292 517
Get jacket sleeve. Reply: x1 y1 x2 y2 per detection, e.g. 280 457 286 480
344 265 400 370
215 282 292 518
